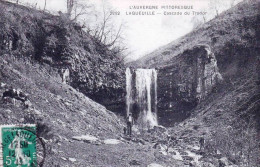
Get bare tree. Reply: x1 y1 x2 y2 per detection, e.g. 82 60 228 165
230 0 236 7
67 0 74 16
203 15 206 23
209 0 237 17
44 0 47 11
191 15 204 29
64 0 93 22
71 1 92 22
64 0 128 59
91 3 125 50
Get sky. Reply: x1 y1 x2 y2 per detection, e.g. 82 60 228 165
8 0 242 60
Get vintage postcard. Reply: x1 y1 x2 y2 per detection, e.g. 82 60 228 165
0 0 259 166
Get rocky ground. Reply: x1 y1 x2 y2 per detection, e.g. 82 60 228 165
0 54 213 167
0 54 121 166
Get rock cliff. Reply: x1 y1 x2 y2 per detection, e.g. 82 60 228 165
157 45 223 125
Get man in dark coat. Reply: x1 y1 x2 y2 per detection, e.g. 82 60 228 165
127 113 133 137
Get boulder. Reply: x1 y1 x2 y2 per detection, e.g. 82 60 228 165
72 134 98 143
219 157 229 167
147 163 164 167
129 160 141 166
68 158 76 162
103 139 121 145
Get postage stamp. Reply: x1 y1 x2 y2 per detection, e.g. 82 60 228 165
0 124 37 167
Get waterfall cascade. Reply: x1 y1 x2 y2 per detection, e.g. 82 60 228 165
126 68 158 129
126 68 132 116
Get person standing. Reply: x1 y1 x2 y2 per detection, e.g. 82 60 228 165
199 136 205 152
127 113 133 137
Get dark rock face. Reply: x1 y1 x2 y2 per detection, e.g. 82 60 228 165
157 45 222 126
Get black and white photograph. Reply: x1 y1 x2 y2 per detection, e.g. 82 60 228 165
0 0 259 166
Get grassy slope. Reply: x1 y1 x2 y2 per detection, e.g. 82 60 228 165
0 54 122 165
169 68 259 166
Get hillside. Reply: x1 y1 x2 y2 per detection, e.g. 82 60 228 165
0 0 125 115
129 0 258 68
0 54 123 166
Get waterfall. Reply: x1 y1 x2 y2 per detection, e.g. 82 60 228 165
126 68 132 116
126 68 158 129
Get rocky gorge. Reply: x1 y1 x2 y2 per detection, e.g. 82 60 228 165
0 0 259 166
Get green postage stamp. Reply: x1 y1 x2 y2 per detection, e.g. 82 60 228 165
0 124 37 167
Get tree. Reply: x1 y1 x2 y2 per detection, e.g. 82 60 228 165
65 0 125 49
230 0 236 7
191 15 204 29
44 0 47 11
64 0 128 59
71 1 92 22
67 0 74 16
90 2 125 50
208 0 238 17
65 0 93 22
